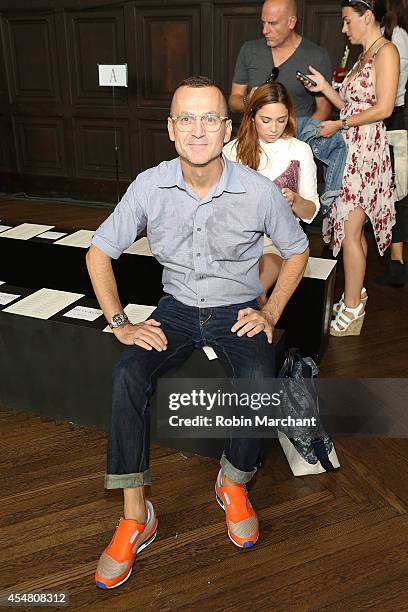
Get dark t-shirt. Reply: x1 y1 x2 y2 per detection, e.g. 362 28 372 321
233 37 332 117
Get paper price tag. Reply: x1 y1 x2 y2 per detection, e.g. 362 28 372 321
203 346 218 360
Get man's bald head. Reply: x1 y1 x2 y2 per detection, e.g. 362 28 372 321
261 0 298 48
263 0 298 18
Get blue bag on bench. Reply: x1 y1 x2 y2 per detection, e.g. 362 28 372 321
277 348 340 476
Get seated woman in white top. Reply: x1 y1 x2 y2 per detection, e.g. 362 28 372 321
223 81 320 298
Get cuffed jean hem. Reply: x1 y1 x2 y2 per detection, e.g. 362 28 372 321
220 452 256 484
320 190 341 215
104 469 152 489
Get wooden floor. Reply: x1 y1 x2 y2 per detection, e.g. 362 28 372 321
1 197 408 610
1 408 408 610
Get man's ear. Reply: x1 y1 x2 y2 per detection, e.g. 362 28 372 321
223 119 233 144
168 117 175 142
288 15 297 31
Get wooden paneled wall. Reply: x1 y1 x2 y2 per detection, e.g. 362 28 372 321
0 0 351 204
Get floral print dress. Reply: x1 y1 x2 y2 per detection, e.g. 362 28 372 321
323 45 395 257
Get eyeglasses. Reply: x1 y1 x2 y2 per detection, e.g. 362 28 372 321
349 0 372 9
171 113 228 132
266 67 279 83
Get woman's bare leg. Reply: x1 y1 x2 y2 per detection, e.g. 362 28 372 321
361 230 367 259
341 206 367 310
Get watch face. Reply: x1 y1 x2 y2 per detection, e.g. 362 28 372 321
110 313 128 328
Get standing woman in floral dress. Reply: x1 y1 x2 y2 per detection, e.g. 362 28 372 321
299 0 399 336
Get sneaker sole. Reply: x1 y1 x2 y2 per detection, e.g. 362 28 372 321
95 526 158 590
215 490 258 549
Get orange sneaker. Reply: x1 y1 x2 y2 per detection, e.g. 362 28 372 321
95 501 158 589
215 469 259 548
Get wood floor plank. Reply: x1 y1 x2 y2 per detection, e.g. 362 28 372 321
317 575 408 611
56 512 407 610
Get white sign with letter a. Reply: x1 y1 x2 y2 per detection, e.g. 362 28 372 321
98 64 128 87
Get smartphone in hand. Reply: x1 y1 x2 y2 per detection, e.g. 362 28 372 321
296 70 317 87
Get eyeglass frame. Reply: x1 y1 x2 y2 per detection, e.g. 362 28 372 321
170 113 229 131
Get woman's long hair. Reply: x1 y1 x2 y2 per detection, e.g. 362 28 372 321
235 81 296 170
384 0 408 40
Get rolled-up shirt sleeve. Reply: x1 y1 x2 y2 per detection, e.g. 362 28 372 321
264 182 309 259
91 179 147 259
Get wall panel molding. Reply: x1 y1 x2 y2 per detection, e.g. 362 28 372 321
73 117 131 179
135 5 202 108
138 118 176 171
13 115 67 175
66 9 127 106
213 2 262 95
0 0 351 203
5 14 60 103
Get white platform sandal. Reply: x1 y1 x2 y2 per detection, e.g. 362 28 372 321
332 288 368 317
330 302 365 337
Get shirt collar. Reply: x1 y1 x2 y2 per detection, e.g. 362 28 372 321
158 158 185 189
158 154 246 195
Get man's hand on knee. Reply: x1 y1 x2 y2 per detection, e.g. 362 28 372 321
231 308 274 344
113 319 168 351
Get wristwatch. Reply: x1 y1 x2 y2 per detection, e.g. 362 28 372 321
109 312 129 329
341 118 351 131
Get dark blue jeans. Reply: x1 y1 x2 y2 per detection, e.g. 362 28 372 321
105 296 276 489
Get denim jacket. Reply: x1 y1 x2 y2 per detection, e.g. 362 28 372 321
296 116 347 214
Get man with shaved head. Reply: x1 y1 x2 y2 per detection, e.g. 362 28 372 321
229 0 332 120
88 76 309 589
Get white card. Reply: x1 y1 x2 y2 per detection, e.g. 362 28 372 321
304 257 337 280
0 281 5 285
54 229 94 248
0 292 21 306
103 303 156 333
37 230 68 240
3 288 84 319
124 237 153 256
98 64 128 87
0 223 54 240
203 346 218 360
0 225 12 233
63 305 103 321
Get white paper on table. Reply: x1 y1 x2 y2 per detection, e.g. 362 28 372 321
54 229 94 248
0 223 54 240
63 305 103 321
37 230 68 240
0 225 13 233
3 288 84 319
203 346 218 360
124 237 153 256
0 281 5 285
304 257 337 280
103 303 156 333
0 292 21 306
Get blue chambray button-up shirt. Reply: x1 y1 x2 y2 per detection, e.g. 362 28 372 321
92 155 309 307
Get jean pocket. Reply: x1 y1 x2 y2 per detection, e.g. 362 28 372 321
239 298 260 310
158 293 172 305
